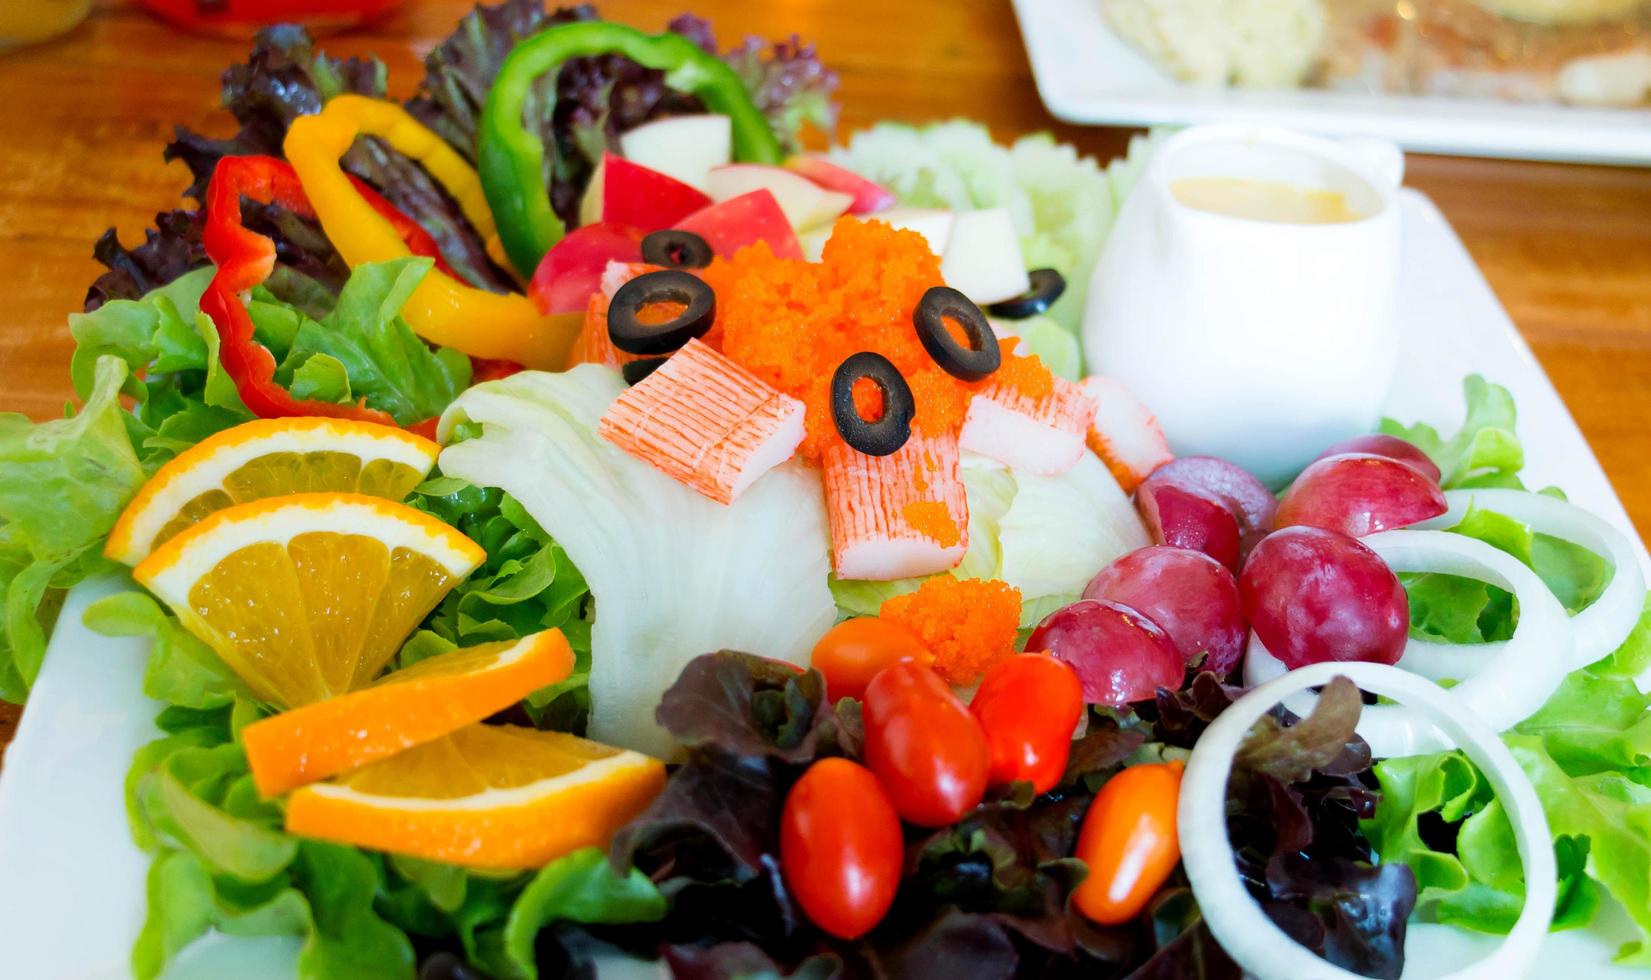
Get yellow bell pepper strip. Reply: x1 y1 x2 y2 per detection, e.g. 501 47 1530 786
478 21 784 278
284 95 581 369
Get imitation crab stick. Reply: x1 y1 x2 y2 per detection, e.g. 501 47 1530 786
1082 376 1173 492
569 261 664 370
599 338 805 505
959 374 1096 476
822 433 969 581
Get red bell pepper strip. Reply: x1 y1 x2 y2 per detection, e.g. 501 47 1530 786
198 155 453 425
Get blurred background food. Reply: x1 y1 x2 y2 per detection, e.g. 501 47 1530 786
1101 0 1651 105
0 0 93 49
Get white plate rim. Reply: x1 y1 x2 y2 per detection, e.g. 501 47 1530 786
1010 0 1651 165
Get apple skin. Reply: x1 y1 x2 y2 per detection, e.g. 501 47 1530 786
618 114 731 192
675 190 804 261
595 152 711 232
786 155 896 214
529 222 644 315
705 163 853 232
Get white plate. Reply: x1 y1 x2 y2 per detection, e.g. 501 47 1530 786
0 190 1646 978
1010 0 1651 165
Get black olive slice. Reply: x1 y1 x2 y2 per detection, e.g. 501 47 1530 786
622 357 669 385
912 285 1001 382
831 352 916 457
986 268 1066 320
607 269 715 356
641 229 715 270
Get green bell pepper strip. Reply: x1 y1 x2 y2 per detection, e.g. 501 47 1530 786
479 21 784 279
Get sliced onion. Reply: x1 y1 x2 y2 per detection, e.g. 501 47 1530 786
1416 487 1647 670
1244 529 1571 757
1180 661 1556 980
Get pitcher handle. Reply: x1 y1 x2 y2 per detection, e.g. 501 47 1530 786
1338 137 1405 189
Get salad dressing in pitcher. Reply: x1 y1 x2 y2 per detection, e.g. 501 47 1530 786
1170 176 1364 224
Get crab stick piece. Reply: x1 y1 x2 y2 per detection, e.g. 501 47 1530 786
568 262 664 370
1081 376 1173 493
959 375 1096 476
823 434 969 581
599 339 805 505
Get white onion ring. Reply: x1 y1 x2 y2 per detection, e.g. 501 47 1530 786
1415 488 1646 671
1180 661 1556 980
1244 529 1571 757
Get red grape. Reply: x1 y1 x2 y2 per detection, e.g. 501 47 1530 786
1239 526 1409 668
1315 434 1441 484
1276 453 1447 538
1139 456 1277 551
1026 599 1184 705
1136 482 1241 572
1083 547 1246 675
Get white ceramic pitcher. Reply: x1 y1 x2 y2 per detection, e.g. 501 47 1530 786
1083 125 1405 487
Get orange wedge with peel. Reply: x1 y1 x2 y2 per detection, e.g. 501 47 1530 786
243 630 575 798
285 724 665 870
134 492 485 709
107 417 439 566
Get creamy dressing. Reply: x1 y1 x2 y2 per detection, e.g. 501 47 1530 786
1170 176 1363 224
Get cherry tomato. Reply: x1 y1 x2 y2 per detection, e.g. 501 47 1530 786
780 758 904 940
811 617 934 702
1072 760 1185 925
970 654 1084 794
862 662 989 827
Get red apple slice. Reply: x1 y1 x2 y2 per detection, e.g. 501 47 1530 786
528 222 645 315
786 155 896 214
618 115 731 192
705 163 853 231
594 152 711 232
675 190 804 261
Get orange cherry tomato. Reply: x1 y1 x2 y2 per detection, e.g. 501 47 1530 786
780 757 904 940
1071 759 1185 925
810 617 934 702
970 654 1084 794
862 662 988 827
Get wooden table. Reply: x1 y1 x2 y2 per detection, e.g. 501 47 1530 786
2 0 1649 758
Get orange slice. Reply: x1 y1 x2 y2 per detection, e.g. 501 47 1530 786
107 417 439 566
133 492 485 709
285 724 665 870
242 630 575 797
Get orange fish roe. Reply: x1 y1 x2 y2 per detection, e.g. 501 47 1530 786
700 218 1055 464
879 577 1023 686
902 501 961 548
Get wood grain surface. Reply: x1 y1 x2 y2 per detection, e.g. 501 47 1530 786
1 0 1649 756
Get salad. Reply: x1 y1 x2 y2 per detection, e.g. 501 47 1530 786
1 2 1649 979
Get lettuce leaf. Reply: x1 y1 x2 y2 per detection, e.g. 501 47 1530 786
85 210 209 312
162 22 516 295
404 477 594 728
1380 375 1522 489
0 357 149 700
713 28 838 153
272 258 472 426
437 366 837 758
1364 670 1651 961
487 848 665 980
409 1 699 232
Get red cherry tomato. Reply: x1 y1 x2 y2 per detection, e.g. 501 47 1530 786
862 663 989 827
1072 760 1184 925
810 617 933 702
970 654 1084 794
780 758 904 940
